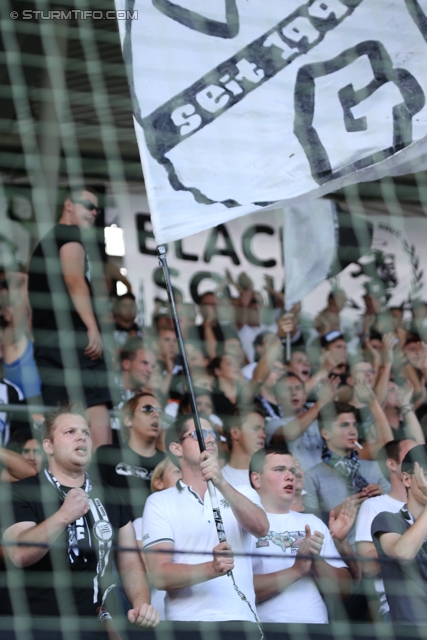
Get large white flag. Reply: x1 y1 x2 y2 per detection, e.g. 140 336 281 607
115 0 427 244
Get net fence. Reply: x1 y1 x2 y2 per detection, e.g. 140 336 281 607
1 0 427 638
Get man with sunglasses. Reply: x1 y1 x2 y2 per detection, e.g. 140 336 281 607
93 392 165 519
141 413 269 622
28 186 112 448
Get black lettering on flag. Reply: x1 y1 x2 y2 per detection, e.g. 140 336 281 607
152 0 240 39
133 0 362 161
293 40 425 185
404 0 427 42
123 0 425 207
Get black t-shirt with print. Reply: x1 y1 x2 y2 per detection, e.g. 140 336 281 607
372 509 427 624
254 395 282 420
0 471 131 617
92 444 165 520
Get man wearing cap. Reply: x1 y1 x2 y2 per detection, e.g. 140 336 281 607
372 444 427 624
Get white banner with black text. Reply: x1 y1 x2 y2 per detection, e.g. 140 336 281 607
114 0 427 244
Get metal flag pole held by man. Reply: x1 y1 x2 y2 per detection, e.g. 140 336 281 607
157 244 264 638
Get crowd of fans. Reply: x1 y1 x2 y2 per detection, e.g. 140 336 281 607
1 187 427 631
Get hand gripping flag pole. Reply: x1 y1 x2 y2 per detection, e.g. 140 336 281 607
157 246 264 638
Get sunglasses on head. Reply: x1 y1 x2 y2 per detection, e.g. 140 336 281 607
180 428 217 442
72 199 101 214
138 404 163 415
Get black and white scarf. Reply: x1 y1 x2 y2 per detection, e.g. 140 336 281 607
256 395 283 420
44 469 115 604
322 446 369 493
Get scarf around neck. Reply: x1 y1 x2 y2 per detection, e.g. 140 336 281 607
322 446 369 493
44 468 115 604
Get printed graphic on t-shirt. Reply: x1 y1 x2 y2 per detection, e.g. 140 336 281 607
115 462 153 480
256 530 306 553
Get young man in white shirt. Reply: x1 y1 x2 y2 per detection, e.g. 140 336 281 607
221 408 266 488
250 444 355 623
141 414 268 622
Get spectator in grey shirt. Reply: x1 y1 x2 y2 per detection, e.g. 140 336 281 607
303 402 390 546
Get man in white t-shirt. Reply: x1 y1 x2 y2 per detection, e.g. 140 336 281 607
355 438 417 619
221 408 266 488
250 444 354 623
141 414 268 622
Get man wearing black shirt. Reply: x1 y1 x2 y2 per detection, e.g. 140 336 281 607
112 293 142 349
0 403 158 629
28 187 111 447
94 392 165 519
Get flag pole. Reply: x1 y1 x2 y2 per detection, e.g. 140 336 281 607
286 330 291 363
283 209 291 363
158 245 265 638
157 245 227 543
